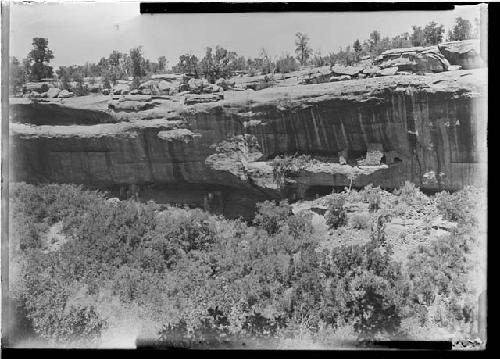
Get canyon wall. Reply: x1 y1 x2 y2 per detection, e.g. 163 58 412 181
10 69 487 218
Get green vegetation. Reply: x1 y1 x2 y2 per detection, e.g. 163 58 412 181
9 181 483 347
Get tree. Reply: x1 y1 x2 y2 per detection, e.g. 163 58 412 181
26 38 54 81
369 30 381 48
129 46 146 79
423 21 445 45
391 33 412 49
410 26 426 47
199 47 215 81
175 54 199 75
335 46 356 66
230 55 247 72
56 66 71 90
448 17 473 41
214 45 237 79
368 31 392 57
294 32 312 66
158 56 167 72
353 39 362 53
311 50 326 67
198 45 239 82
325 194 347 230
108 51 121 67
258 48 273 74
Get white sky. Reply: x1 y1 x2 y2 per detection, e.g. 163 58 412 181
9 1 482 69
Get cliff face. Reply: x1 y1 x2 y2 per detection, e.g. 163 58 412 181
10 69 487 219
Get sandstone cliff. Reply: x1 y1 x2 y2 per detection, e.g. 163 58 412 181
10 69 487 219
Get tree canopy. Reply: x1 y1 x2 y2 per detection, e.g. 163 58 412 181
27 38 54 81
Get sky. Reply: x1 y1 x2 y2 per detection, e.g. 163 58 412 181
9 2 483 69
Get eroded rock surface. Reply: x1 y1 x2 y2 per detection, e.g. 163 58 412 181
10 69 487 218
438 40 485 70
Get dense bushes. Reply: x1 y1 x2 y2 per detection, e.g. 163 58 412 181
435 186 481 227
405 229 477 332
9 182 483 346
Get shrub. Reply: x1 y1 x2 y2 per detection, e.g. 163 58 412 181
406 230 476 331
275 55 299 73
253 200 292 235
325 194 347 230
360 184 382 212
367 191 381 212
394 181 425 206
9 182 481 345
350 213 371 230
435 186 480 226
318 230 406 337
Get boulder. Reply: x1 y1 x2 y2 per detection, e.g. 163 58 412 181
47 88 61 98
448 65 462 71
58 90 74 98
108 100 156 112
438 40 484 69
120 95 152 102
40 92 48 98
245 78 275 91
87 84 101 93
181 93 224 105
130 89 141 95
151 73 183 81
25 82 53 93
377 46 449 73
359 55 373 67
215 78 235 90
362 66 381 76
301 72 331 85
158 80 174 92
101 89 110 95
331 65 362 77
379 56 417 72
378 66 398 76
140 80 160 95
112 83 130 95
188 78 205 93
178 83 189 92
206 84 223 93
329 75 351 82
232 74 276 91
139 80 156 89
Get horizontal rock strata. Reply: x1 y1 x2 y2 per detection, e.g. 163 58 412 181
10 69 487 218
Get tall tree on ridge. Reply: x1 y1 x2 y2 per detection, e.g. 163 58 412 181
295 32 312 66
